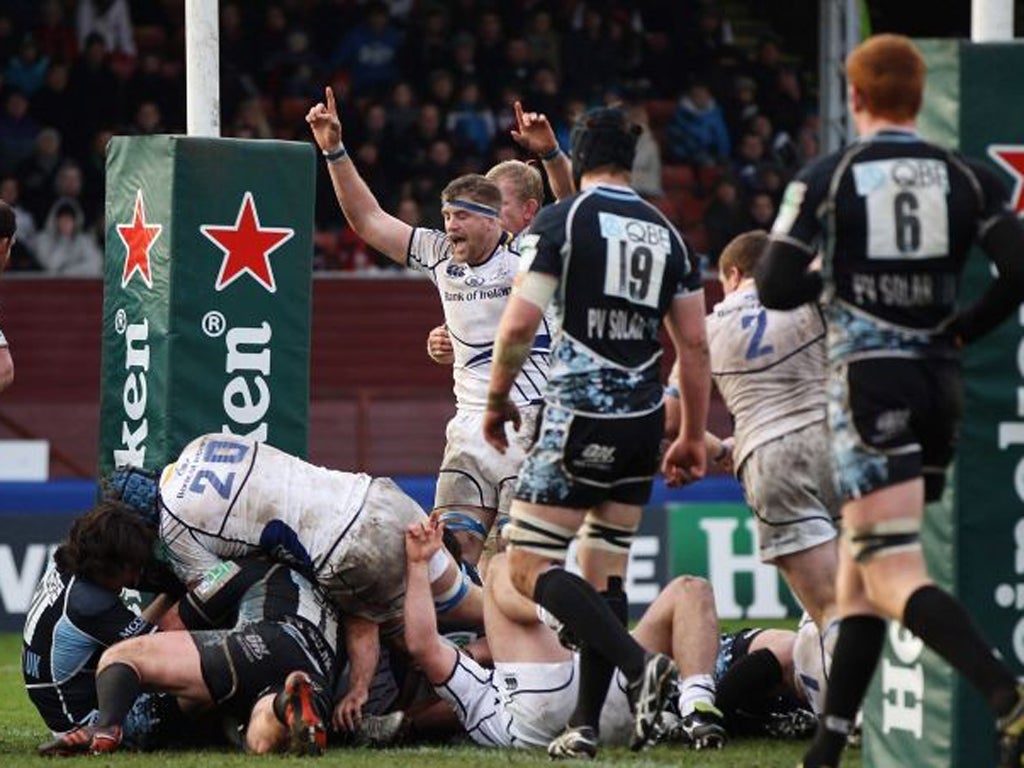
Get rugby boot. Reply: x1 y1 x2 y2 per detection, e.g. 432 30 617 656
89 725 123 754
998 685 1024 768
626 652 678 751
677 701 727 750
357 711 406 747
282 670 327 756
547 724 598 760
37 726 95 756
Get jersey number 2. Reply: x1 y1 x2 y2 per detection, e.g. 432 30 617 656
189 470 236 499
742 310 774 360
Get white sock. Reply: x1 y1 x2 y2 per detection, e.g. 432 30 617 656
677 674 716 717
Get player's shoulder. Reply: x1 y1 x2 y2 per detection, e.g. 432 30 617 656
67 577 122 618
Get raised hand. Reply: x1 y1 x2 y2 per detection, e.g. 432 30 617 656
510 100 558 157
306 86 343 154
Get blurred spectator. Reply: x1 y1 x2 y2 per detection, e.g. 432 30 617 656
52 160 96 227
0 12 19 65
386 80 418 138
563 6 615 102
627 103 663 198
724 75 760 143
732 132 766 191
269 29 322 100
76 0 135 58
427 68 455 111
703 175 746 264
34 0 77 64
131 101 163 135
33 196 102 276
5 34 49 95
765 66 806 137
396 102 447 171
746 189 776 231
30 61 73 139
0 175 39 269
0 90 40 175
17 127 63 222
527 10 560 74
446 80 495 156
757 163 787 206
667 82 731 167
527 66 560 124
496 37 533 102
66 32 116 156
405 8 450 82
230 98 273 140
450 32 479 86
796 125 820 166
330 1 403 100
395 196 421 227
684 3 738 83
750 36 783 98
475 11 505 97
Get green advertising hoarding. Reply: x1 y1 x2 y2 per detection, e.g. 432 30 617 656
99 136 314 477
861 40 1024 768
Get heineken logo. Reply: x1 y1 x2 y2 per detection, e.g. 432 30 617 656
200 191 294 293
113 316 150 467
988 145 1024 216
217 319 273 443
116 189 161 289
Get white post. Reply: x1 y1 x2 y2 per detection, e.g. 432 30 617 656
972 0 1014 42
185 0 220 137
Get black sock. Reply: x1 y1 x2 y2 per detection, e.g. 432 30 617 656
803 615 886 768
568 577 629 729
903 584 1018 716
272 685 288 724
716 648 783 721
534 569 645 680
95 663 142 728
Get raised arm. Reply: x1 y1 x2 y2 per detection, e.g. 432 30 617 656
510 101 575 201
402 518 459 685
306 87 412 265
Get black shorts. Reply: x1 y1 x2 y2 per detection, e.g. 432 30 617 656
513 403 663 508
714 629 764 680
829 357 961 502
192 621 334 721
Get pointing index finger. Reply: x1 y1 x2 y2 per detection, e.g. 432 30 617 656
514 100 525 128
325 86 336 114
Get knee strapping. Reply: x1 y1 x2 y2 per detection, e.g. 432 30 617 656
846 518 922 563
578 514 637 554
437 510 489 541
505 511 576 561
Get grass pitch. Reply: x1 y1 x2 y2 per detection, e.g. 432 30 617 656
0 631 860 768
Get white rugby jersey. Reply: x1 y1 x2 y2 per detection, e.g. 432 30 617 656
408 228 552 411
704 286 827 469
158 433 372 585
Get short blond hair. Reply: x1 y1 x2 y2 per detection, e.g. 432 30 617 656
846 34 925 122
485 160 544 205
719 230 769 278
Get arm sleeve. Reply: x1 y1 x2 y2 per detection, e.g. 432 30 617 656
67 582 155 646
407 228 450 280
757 163 827 309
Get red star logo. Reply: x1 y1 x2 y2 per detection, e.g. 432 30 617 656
200 192 294 293
988 145 1024 216
116 190 161 288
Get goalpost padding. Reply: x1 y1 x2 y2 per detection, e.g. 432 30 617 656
99 136 315 477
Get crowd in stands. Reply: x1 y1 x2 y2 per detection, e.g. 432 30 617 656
0 0 819 274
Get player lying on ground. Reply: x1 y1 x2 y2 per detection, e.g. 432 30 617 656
400 515 820 752
39 557 339 757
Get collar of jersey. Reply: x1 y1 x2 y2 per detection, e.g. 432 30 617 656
858 127 921 143
591 183 640 200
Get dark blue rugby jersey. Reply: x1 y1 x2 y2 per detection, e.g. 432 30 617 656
770 129 1016 361
520 183 702 415
22 563 154 733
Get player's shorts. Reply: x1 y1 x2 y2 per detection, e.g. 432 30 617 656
514 403 663 508
323 477 428 623
738 420 840 562
435 405 540 514
192 620 334 722
599 629 766 746
434 653 577 748
829 357 960 502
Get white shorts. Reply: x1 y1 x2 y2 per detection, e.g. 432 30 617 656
324 478 428 623
738 421 841 562
598 671 633 747
435 654 577 748
434 406 540 514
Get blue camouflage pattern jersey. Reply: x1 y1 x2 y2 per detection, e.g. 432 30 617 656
770 128 1017 364
22 562 156 735
520 183 701 415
